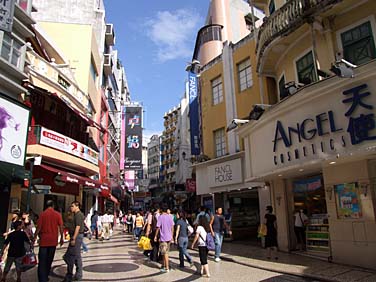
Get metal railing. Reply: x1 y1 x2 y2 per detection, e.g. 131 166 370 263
256 0 343 71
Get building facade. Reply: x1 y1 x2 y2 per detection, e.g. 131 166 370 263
236 0 376 269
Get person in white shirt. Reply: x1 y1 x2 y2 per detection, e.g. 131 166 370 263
191 216 211 278
294 209 309 250
101 211 111 240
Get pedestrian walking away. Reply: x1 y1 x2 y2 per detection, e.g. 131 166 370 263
174 211 193 268
100 211 111 240
191 216 211 278
154 206 174 273
62 201 85 282
90 211 99 239
265 205 278 260
33 200 64 282
0 221 30 282
209 207 231 262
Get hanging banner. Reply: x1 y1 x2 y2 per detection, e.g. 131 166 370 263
0 93 30 166
124 106 143 169
188 71 200 155
0 0 15 32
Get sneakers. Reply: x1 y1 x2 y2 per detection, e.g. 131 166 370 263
160 268 170 273
189 261 194 268
214 257 221 262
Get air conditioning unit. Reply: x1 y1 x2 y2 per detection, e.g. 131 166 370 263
105 23 115 46
103 54 112 76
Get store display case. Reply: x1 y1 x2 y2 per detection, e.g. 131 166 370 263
306 214 331 259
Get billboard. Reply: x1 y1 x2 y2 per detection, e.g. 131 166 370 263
188 72 200 155
124 106 143 169
0 94 30 166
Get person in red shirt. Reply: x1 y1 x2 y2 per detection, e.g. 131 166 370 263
33 200 64 282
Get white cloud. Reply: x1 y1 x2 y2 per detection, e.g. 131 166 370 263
143 129 162 146
145 9 201 62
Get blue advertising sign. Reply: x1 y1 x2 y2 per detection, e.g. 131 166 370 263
188 71 200 155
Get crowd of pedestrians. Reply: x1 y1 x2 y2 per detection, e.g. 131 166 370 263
127 205 232 278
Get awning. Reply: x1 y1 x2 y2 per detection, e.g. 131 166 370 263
39 164 102 188
24 82 107 133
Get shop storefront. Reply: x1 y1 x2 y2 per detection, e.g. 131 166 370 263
239 61 376 269
195 152 265 240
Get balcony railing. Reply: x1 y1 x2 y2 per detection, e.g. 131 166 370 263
256 0 342 72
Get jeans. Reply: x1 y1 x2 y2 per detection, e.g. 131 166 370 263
135 227 142 239
38 246 57 282
63 234 83 281
82 240 88 252
90 224 98 239
214 232 223 259
178 237 192 266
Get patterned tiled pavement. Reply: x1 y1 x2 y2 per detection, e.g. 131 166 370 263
4 228 376 282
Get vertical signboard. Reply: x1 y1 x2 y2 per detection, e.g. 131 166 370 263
0 94 30 166
120 106 126 169
124 106 143 169
188 71 200 155
0 0 15 32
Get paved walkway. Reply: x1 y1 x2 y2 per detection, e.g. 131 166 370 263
4 228 376 282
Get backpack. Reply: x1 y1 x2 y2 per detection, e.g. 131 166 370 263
199 230 215 251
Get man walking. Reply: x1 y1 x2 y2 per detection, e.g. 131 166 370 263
209 207 231 262
62 201 85 282
34 200 64 282
100 211 111 241
154 206 174 273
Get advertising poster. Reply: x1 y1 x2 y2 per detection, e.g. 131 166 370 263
0 94 30 166
335 182 362 219
124 106 143 169
188 71 201 155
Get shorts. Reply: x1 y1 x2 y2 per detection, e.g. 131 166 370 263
4 256 23 272
198 246 208 265
159 242 171 255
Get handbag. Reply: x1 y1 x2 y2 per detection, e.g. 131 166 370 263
258 224 267 237
20 248 37 272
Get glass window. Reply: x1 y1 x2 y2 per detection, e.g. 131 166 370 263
90 59 97 81
341 21 376 66
238 58 252 91
211 76 223 105
296 51 317 85
1 33 23 68
279 75 288 100
269 0 275 15
214 128 226 157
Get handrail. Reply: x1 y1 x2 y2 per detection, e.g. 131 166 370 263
256 0 343 72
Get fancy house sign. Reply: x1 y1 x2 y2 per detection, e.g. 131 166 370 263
208 158 242 188
272 84 375 166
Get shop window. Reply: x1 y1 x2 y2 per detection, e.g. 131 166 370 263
214 128 226 157
296 51 317 85
341 21 376 66
238 58 252 92
211 76 223 105
0 33 23 69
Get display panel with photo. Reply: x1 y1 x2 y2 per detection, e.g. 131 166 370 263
334 182 362 219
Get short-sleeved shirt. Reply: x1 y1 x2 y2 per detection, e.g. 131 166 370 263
196 226 207 247
294 212 308 227
73 211 85 234
38 208 63 247
5 230 30 257
156 213 174 242
176 219 188 238
135 216 144 228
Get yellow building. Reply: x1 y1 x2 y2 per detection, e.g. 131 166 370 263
237 0 376 269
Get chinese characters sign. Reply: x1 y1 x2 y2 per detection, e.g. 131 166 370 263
124 106 142 170
335 182 362 219
0 0 15 32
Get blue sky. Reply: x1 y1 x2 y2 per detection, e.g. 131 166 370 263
104 0 210 142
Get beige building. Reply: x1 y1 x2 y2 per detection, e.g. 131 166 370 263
235 0 376 269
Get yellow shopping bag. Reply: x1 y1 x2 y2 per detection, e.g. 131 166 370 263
138 236 152 250
258 224 267 238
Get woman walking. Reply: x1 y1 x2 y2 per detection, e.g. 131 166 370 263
191 216 210 278
175 211 193 268
264 205 278 260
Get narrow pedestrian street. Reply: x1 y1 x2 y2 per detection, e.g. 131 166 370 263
12 228 375 282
